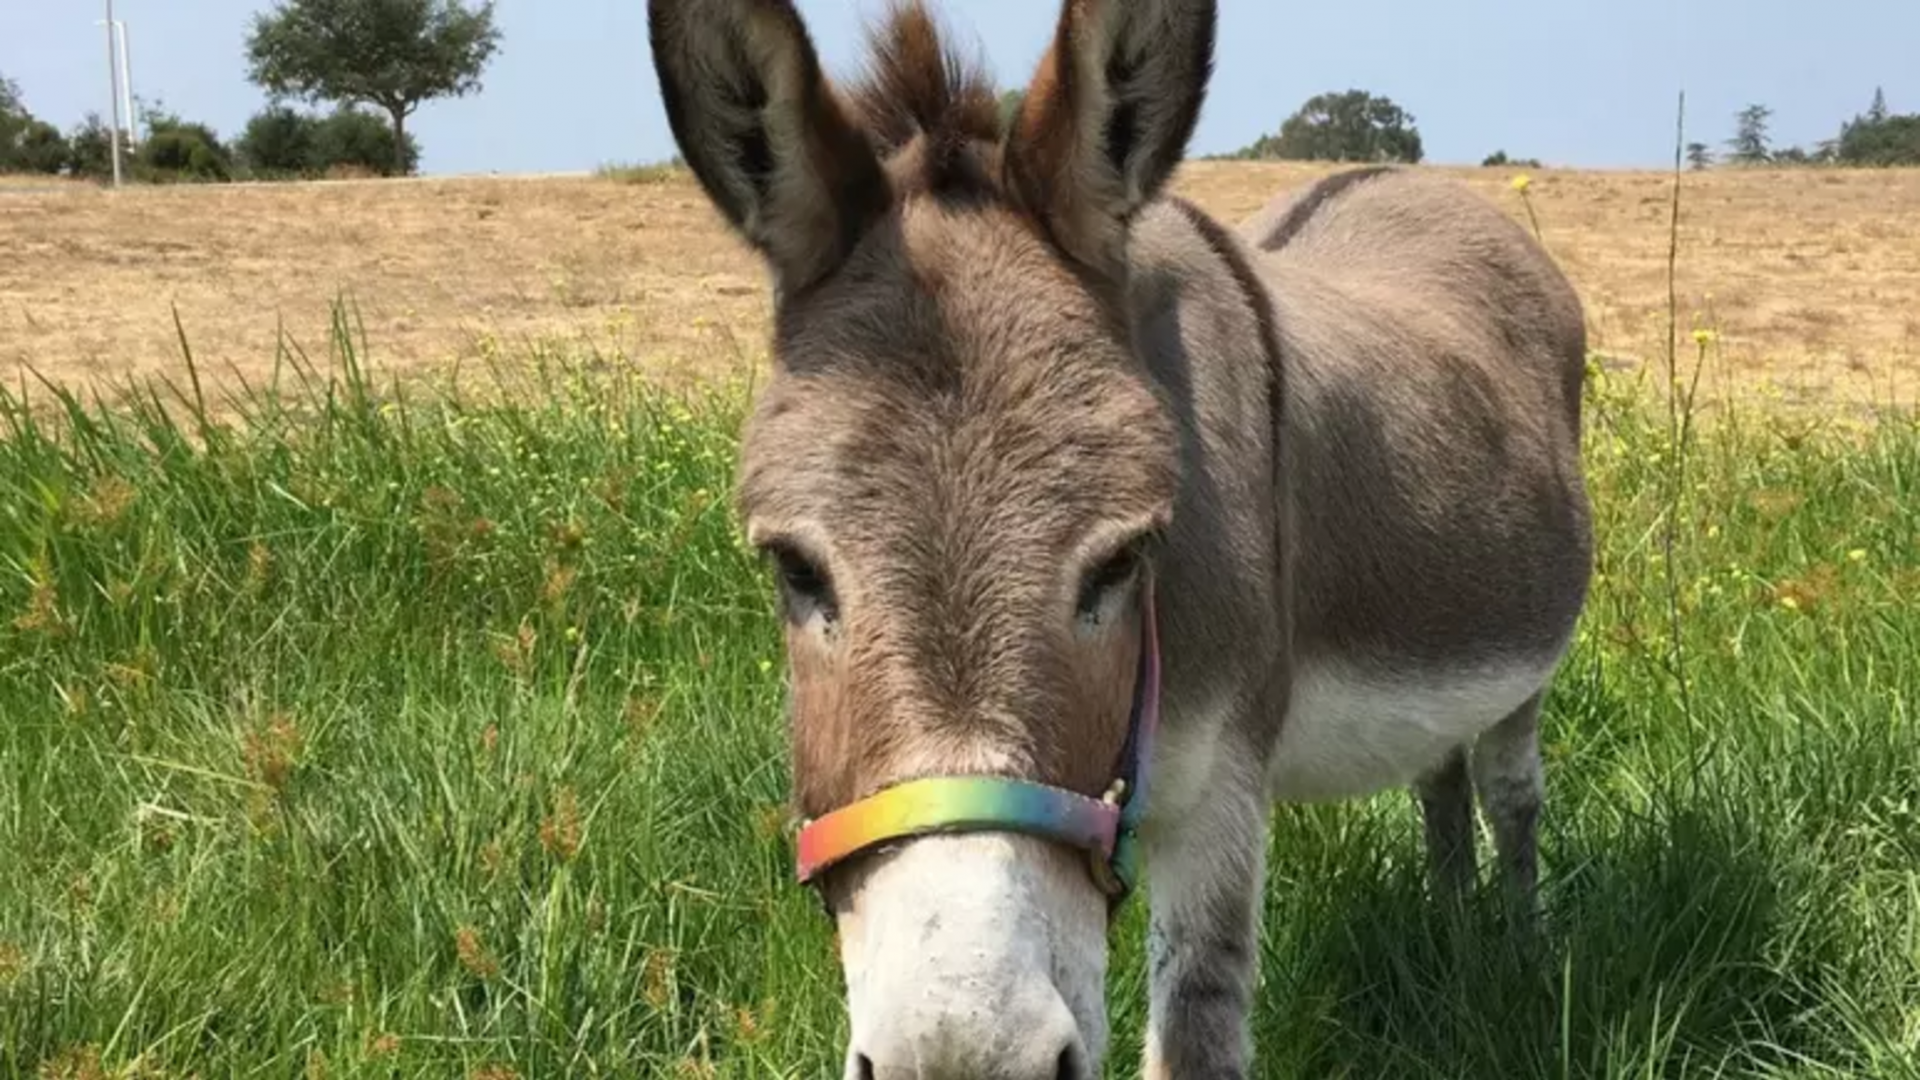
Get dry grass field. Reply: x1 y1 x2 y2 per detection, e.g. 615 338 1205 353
4 161 1919 413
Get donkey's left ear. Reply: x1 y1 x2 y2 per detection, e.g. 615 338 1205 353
1003 0 1216 276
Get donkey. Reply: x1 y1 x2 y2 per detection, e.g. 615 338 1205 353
647 0 1593 1075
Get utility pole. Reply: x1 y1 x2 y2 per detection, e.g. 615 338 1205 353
115 20 136 146
95 17 137 147
104 0 123 186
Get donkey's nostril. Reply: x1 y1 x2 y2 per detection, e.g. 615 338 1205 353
1056 1045 1085 1080
855 1054 875 1080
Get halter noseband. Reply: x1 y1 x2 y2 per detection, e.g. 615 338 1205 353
793 587 1163 906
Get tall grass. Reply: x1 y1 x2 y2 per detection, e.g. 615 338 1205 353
2 306 1916 1077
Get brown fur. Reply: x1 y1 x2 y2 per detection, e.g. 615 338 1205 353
741 199 1176 824
843 1 1000 179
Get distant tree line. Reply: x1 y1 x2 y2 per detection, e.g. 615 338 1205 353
1207 85 1920 172
1 84 419 183
0 0 495 184
1687 90 1920 170
13 7 1920 185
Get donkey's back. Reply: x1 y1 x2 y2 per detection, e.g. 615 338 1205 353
1178 165 1593 814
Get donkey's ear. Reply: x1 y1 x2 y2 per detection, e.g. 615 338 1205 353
1003 0 1216 275
648 0 890 294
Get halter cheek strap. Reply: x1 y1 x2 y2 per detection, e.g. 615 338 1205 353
793 587 1163 905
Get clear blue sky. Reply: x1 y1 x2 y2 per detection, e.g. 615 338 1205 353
2 0 1914 175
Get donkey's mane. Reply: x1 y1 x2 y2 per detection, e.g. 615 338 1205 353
844 1 1004 192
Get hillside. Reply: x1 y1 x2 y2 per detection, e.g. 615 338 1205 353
4 162 1917 412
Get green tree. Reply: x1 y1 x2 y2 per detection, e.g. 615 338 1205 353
1245 90 1424 164
1726 103 1773 165
236 104 321 177
65 113 129 181
313 106 420 175
134 103 234 182
12 120 69 174
1829 89 1920 167
1 74 68 175
1482 150 1540 168
1837 114 1920 167
244 0 501 176
1685 141 1714 170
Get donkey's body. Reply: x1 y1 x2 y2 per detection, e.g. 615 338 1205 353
1124 174 1591 1069
646 0 1592 1074
1135 167 1590 814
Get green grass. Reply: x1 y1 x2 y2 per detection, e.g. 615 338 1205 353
2 313 1916 1079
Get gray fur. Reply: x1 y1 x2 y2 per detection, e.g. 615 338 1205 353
645 0 1591 1074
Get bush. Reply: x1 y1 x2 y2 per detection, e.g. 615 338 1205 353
138 116 233 182
1836 113 1920 167
1482 150 1542 168
1 74 69 176
6 118 68 175
234 105 420 180
313 107 419 177
63 113 129 181
236 104 319 177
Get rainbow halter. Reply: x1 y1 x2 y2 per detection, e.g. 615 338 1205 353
793 588 1163 905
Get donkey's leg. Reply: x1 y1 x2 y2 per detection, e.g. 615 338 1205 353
1141 744 1270 1080
1468 691 1546 900
1413 748 1478 897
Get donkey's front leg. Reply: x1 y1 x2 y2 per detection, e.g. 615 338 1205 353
1141 745 1270 1079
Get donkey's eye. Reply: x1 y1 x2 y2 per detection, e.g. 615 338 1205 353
769 544 838 624
1076 543 1142 620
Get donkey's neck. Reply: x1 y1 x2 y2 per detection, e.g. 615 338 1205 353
1120 195 1296 728
1125 196 1286 471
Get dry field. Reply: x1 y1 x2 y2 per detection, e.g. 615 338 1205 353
3 161 1918 412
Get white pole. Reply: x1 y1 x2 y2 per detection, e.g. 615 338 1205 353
116 21 136 145
105 0 123 186
95 18 137 146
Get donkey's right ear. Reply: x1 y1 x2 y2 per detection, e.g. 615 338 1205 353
648 0 890 294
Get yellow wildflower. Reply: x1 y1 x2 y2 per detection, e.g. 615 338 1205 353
1510 174 1532 192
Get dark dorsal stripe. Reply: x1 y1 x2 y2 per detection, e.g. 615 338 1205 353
1258 164 1394 252
1167 195 1290 732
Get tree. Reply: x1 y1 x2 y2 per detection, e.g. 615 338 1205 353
1685 141 1714 170
1482 150 1540 168
244 0 501 175
1836 113 1920 167
1253 90 1424 164
1868 87 1889 124
65 113 130 181
1726 103 1773 165
237 104 321 176
3 76 73 176
313 107 420 176
136 105 234 182
235 103 421 180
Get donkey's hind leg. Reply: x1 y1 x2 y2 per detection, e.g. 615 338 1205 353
1413 748 1478 897
1468 691 1546 899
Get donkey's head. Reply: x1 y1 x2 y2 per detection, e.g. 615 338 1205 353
648 0 1214 1073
